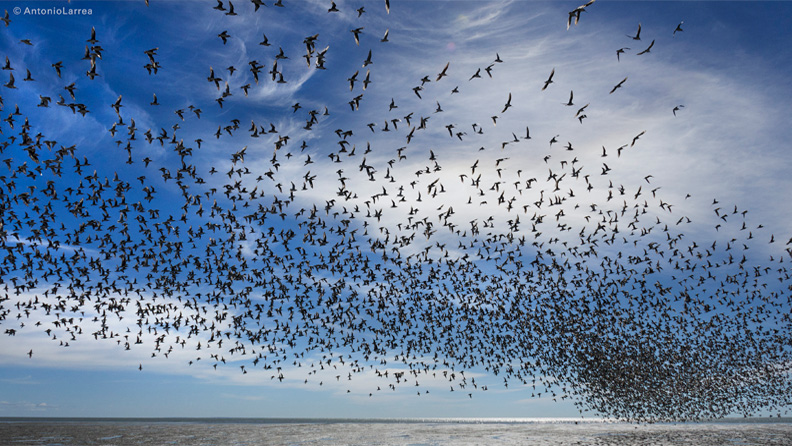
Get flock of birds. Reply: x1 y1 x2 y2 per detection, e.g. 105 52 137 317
1 0 791 422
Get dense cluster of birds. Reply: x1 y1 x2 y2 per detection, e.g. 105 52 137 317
1 0 790 422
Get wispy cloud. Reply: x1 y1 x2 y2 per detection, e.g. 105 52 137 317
0 400 55 412
0 375 39 386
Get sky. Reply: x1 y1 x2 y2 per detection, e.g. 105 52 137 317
1 0 792 419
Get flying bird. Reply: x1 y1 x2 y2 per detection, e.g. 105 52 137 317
637 39 655 55
87 26 99 44
225 1 237 15
542 68 555 91
628 23 642 40
3 72 16 89
501 93 512 113
673 21 684 36
436 62 450 81
564 90 574 106
631 130 646 146
609 76 627 94
351 27 364 45
567 0 596 29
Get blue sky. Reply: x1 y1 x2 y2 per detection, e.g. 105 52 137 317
1 0 791 419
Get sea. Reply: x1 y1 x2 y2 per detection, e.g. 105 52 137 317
1 417 792 445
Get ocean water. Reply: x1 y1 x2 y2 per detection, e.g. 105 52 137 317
1 417 792 445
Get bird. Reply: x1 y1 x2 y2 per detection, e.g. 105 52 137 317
631 130 646 146
362 70 371 90
628 23 642 40
3 72 16 89
225 1 237 15
351 28 364 46
637 40 655 55
52 61 63 77
436 62 450 82
673 21 684 36
87 27 99 44
609 77 627 94
348 70 359 90
616 47 629 61
564 91 574 106
568 0 596 30
501 93 512 113
542 68 555 91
